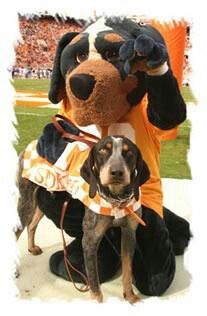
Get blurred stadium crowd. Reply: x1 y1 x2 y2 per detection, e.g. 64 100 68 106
13 13 191 85
13 13 84 79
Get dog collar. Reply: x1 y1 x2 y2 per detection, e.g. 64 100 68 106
97 184 134 207
97 186 145 225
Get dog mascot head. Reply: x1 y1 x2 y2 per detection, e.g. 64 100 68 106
48 17 167 126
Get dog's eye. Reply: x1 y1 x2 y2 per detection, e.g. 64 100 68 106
76 51 88 63
122 149 133 156
105 50 119 62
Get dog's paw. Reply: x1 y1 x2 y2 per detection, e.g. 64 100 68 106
90 291 103 303
28 245 43 256
123 290 140 304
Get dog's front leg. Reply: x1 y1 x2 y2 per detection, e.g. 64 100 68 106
82 208 112 303
122 215 140 304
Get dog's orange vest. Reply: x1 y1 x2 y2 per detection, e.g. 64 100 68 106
22 139 142 220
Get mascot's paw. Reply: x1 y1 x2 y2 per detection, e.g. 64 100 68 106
37 120 80 164
119 34 168 74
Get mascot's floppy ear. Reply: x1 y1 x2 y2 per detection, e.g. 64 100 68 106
48 32 79 104
80 147 98 199
133 158 150 201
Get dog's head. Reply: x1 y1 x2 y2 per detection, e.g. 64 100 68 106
49 17 165 126
80 136 150 202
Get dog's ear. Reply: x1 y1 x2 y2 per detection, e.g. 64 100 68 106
139 159 150 186
133 158 150 201
80 148 98 199
48 32 79 104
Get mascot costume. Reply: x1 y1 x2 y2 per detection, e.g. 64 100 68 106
22 17 191 296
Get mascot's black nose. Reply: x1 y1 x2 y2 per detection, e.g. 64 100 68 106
69 74 96 100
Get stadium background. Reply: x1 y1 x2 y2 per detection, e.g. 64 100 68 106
13 13 193 179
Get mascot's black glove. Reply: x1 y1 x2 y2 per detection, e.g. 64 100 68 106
37 121 80 164
119 34 168 75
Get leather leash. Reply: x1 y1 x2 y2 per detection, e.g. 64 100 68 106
60 200 90 292
52 114 100 292
51 114 100 147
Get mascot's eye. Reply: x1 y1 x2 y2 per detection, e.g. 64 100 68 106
76 51 88 63
138 21 146 26
105 50 119 62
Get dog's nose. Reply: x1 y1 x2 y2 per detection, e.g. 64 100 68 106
110 169 124 178
69 74 96 100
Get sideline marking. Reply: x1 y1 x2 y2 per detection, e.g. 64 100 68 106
16 112 52 117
